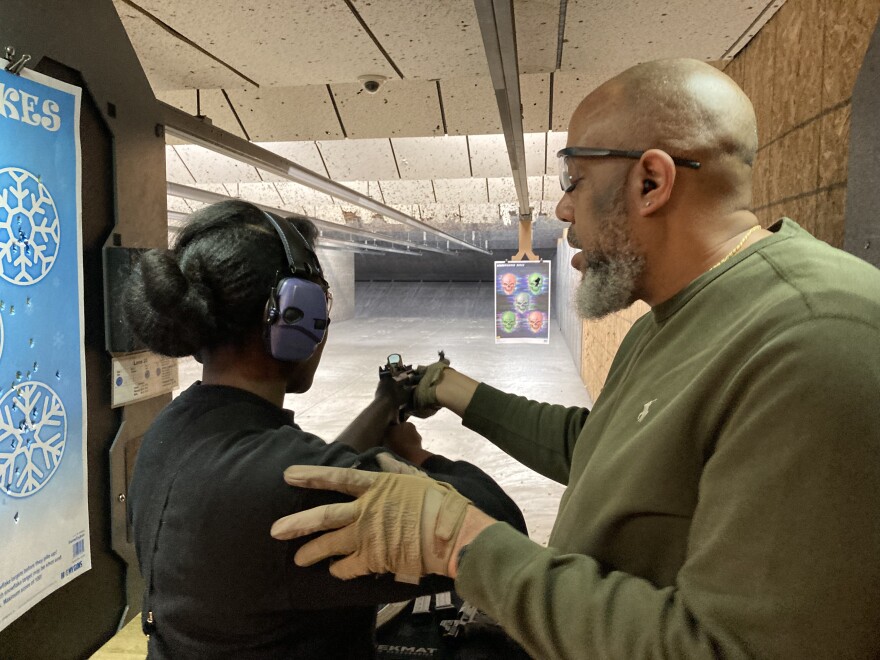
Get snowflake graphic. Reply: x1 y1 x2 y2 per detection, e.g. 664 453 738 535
0 167 61 285
0 381 67 497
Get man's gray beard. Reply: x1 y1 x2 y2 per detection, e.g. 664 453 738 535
575 251 644 320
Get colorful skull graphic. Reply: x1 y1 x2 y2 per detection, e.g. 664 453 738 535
528 272 544 295
528 310 544 333
514 292 530 313
501 272 517 295
501 310 517 333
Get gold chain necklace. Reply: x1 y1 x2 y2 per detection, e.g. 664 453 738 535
709 224 761 271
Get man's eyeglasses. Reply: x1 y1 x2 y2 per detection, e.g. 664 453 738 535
556 147 701 193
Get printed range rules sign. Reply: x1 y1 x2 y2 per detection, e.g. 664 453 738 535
0 60 90 631
494 261 551 344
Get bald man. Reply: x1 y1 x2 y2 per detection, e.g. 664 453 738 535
272 59 880 658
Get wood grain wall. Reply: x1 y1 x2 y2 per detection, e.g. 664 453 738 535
578 0 880 402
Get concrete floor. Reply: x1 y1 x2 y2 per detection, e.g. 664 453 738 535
176 311 591 545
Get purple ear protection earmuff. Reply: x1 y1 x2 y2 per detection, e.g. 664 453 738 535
261 212 330 362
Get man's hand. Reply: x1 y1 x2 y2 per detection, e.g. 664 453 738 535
407 357 451 418
382 422 433 466
271 466 472 584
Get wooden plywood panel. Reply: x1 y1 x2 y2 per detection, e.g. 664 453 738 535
317 138 399 181
749 18 778 144
113 0 250 90
814 186 847 247
772 0 824 135
822 0 880 108
353 0 488 79
442 77 502 136
433 178 489 204
768 122 820 201
391 137 472 180
522 74 551 133
515 0 561 74
818 103 852 188
137 0 394 86
226 85 342 142
779 191 819 236
752 148 772 210
333 80 444 139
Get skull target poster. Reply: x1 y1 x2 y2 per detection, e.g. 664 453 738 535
495 261 550 344
0 62 89 631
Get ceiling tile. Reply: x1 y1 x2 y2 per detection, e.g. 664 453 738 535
235 182 286 208
468 135 512 177
273 182 334 209
515 0 561 74
460 204 503 225
352 0 488 79
174 145 262 183
551 71 605 131
378 180 436 205
524 133 547 176
166 195 193 213
317 139 399 181
418 204 463 224
442 77 501 136
199 88 248 139
157 89 198 114
433 178 488 204
528 176 545 202
542 175 564 203
112 0 251 90
487 177 517 203
166 146 195 184
257 141 329 176
331 80 444 139
135 1 395 86
561 1 770 72
522 73 551 133
226 86 342 142
546 131 569 170
391 136 471 180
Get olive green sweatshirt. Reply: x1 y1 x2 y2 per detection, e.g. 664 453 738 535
458 219 880 659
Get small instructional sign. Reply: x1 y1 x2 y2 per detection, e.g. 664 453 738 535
111 351 179 408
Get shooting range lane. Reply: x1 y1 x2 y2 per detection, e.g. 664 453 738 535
175 282 591 544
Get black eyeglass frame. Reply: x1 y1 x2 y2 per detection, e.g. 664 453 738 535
556 147 701 193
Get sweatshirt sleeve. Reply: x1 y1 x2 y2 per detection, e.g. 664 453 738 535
462 383 590 485
456 317 880 659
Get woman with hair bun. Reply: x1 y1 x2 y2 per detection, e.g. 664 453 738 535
123 200 525 659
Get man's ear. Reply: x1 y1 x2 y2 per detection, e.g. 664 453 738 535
635 149 676 216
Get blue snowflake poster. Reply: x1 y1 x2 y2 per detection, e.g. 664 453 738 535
0 61 88 631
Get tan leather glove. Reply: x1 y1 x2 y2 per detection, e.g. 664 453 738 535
374 450 425 476
407 357 451 418
270 466 471 584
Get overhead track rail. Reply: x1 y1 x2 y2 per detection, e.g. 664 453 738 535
474 0 531 218
160 102 490 254
167 182 442 255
